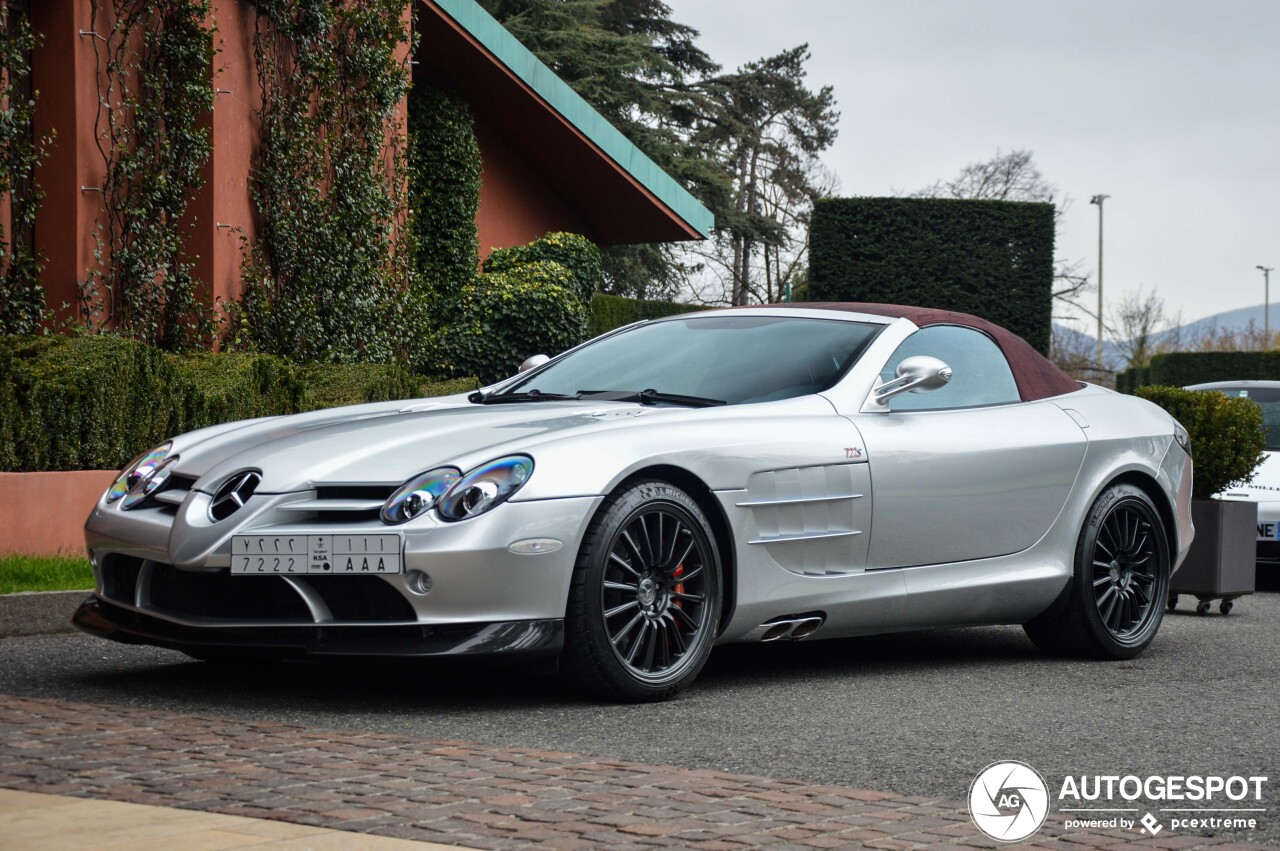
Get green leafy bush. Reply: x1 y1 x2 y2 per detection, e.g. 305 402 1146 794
1137 385 1265 499
484 232 602 305
435 263 587 384
808 197 1055 353
0 335 477 472
588 293 703 337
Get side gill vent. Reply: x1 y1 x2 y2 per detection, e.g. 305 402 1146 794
210 471 261 522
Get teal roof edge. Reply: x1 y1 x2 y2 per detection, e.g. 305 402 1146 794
431 0 714 239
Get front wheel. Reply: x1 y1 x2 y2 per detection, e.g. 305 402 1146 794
563 480 722 702
1024 482 1171 659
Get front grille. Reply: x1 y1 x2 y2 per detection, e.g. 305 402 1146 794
99 556 416 623
276 483 398 522
1258 541 1280 563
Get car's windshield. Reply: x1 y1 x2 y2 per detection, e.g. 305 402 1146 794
501 315 882 405
1210 386 1280 450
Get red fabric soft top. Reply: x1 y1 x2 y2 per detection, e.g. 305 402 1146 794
748 302 1081 402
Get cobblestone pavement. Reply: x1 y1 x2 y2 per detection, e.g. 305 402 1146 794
0 695 1271 851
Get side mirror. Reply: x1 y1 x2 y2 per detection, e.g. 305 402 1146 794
518 354 549 373
872 356 953 406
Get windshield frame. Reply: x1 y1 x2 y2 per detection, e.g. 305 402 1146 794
491 312 887 407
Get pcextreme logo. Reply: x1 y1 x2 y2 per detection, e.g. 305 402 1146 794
968 761 1050 842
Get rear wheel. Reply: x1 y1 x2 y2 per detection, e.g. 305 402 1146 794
1024 483 1170 659
563 480 722 701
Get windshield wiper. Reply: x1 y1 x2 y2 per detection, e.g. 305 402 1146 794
468 389 582 404
578 389 726 408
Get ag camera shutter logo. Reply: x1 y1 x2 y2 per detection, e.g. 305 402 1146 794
968 761 1050 842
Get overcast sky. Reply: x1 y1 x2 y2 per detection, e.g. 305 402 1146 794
665 0 1279 330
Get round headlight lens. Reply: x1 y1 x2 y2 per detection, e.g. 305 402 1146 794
122 455 179 509
381 467 461 525
438 455 534 522
106 442 172 504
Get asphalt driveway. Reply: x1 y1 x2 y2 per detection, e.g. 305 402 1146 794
1 583 1277 843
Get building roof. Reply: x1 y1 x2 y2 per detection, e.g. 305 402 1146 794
417 0 714 244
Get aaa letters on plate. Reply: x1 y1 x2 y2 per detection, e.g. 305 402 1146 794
231 534 402 575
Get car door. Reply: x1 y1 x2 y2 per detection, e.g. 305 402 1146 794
854 325 1088 569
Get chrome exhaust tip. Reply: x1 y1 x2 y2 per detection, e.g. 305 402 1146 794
750 612 826 642
760 621 798 642
789 615 824 640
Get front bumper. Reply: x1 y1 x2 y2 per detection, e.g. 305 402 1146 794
73 596 563 659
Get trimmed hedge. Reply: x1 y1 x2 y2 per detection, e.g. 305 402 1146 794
483 232 602 306
434 263 587 384
0 335 476 472
587 293 704 338
1137 385 1265 499
808 197 1055 353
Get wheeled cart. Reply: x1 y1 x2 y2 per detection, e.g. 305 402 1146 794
1167 593 1247 616
1168 500 1256 616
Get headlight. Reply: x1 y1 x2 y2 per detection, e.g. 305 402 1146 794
122 455 179 509
381 467 461 525
437 455 534 522
106 442 172 504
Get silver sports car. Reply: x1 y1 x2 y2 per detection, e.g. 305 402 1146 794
75 303 1194 701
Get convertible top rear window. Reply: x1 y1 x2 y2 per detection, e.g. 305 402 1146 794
506 316 882 405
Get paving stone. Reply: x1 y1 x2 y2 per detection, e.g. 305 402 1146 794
0 695 1263 851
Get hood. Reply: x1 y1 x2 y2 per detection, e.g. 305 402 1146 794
172 398 674 492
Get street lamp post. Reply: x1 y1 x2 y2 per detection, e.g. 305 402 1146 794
1260 265 1275 349
1090 194 1110 375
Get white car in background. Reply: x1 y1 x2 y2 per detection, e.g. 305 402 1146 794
1186 380 1280 569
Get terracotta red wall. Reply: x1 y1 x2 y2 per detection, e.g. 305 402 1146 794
473 119 594 261
0 472 114 556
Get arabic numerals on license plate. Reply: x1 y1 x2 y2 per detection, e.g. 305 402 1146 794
232 535 306 574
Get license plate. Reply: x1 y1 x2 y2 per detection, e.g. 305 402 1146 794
1258 522 1280 542
231 534 402 575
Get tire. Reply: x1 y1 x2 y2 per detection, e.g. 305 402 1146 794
563 479 722 702
1024 482 1171 660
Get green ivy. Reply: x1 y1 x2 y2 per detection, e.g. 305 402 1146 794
237 0 426 364
81 0 217 351
1137 385 1265 499
434 261 587 384
484 231 602 305
0 6 50 335
408 85 481 312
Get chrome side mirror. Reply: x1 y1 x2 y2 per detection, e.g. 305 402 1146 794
872 356 953 406
518 354 549 373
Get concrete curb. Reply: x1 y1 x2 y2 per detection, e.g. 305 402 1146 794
0 590 87 638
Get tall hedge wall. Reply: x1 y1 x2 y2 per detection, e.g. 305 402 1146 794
588 293 703 338
807 197 1056 353
1117 350 1280 393
0 336 476 472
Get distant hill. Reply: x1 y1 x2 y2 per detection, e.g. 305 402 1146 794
1054 303 1275 371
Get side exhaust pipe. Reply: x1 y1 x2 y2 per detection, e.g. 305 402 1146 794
749 613 826 642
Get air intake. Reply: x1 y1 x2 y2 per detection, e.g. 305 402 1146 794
210 471 261 521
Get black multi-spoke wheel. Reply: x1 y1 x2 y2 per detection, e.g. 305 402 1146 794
564 480 721 701
1090 501 1161 640
1024 483 1170 659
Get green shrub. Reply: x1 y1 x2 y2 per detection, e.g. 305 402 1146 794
301 363 475 409
169 352 306 429
483 232 602 305
1137 385 1265 499
1 335 184 471
808 197 1055 353
0 334 479 472
1147 351 1263 387
587 293 704 337
435 263 587 384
